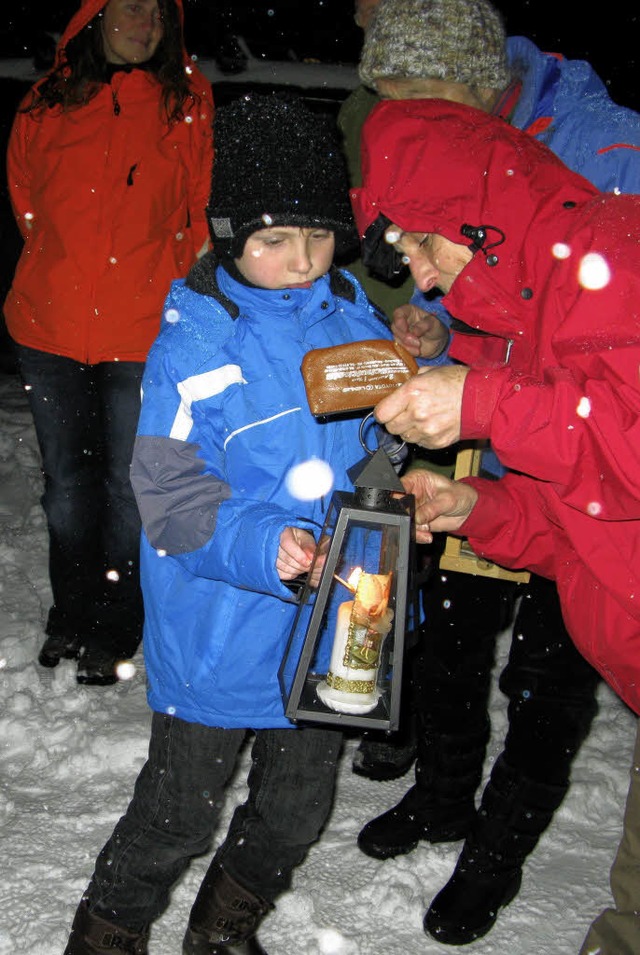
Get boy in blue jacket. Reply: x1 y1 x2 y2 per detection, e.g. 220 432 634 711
63 94 394 955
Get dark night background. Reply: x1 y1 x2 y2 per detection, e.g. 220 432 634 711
0 0 638 366
1 1 635 106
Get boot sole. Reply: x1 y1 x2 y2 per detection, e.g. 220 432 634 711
352 759 415 781
358 835 420 860
76 672 119 686
76 651 125 686
38 646 82 668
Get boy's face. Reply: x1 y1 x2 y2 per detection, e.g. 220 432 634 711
235 227 335 290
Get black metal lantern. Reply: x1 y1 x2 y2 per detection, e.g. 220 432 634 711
279 448 416 732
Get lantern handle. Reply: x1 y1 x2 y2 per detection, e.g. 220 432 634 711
359 411 407 457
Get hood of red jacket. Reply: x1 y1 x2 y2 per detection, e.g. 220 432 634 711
351 98 599 344
53 0 187 70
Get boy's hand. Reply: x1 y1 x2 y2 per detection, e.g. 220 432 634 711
277 527 318 582
391 304 449 359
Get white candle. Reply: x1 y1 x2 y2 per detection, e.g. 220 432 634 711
316 590 393 715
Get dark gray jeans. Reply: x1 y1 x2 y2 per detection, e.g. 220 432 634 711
86 713 343 931
14 343 144 656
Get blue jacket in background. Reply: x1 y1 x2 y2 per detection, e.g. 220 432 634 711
130 257 393 729
508 35 640 191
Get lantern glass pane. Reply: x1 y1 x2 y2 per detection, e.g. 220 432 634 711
279 487 414 730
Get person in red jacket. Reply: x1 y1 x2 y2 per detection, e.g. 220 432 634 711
4 0 213 685
351 97 640 954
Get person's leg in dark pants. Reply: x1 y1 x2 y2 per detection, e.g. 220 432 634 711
14 344 144 681
80 359 144 665
213 726 343 900
424 575 601 945
358 566 517 859
185 725 343 952
14 345 105 662
500 574 601 786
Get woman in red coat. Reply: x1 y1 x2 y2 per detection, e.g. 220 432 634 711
4 0 213 684
352 97 640 953
354 98 640 712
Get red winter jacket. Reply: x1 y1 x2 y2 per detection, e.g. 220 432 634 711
4 0 214 364
352 98 640 714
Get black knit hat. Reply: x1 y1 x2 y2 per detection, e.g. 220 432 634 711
207 92 357 258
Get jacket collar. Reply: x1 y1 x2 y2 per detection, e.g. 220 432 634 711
186 253 357 323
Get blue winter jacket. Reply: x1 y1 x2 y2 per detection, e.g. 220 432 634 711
508 35 640 191
130 257 393 729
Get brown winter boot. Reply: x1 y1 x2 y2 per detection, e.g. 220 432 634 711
63 898 150 954
182 864 272 955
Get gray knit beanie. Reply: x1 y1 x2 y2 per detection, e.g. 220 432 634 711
359 0 510 91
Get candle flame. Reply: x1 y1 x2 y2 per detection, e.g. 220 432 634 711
334 567 363 593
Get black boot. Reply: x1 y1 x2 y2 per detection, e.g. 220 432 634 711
358 569 515 861
76 645 123 686
351 714 417 782
183 864 272 955
356 720 488 859
38 631 83 667
38 606 85 668
423 756 568 945
63 898 149 954
76 631 141 686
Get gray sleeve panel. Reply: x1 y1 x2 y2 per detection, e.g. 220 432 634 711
131 434 232 555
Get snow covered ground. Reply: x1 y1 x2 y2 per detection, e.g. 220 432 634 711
0 366 636 955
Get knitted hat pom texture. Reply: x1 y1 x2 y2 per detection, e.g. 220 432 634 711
359 0 510 91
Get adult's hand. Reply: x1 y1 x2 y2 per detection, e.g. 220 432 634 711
391 304 449 359
401 469 478 544
374 364 469 449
